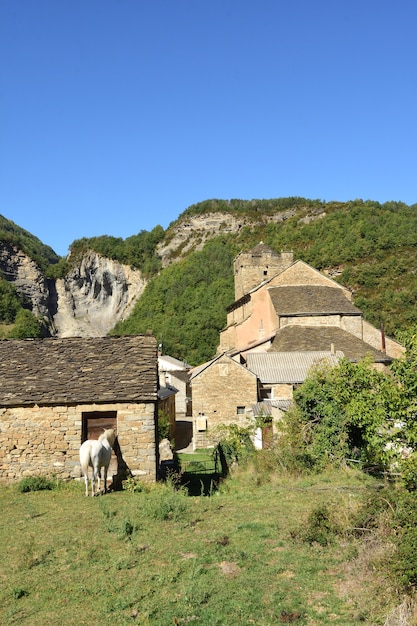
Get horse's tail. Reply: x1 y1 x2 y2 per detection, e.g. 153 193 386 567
79 440 92 474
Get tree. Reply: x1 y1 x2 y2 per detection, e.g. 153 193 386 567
286 358 405 470
391 327 417 446
7 309 44 339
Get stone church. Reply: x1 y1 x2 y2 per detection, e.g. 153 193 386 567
190 243 404 449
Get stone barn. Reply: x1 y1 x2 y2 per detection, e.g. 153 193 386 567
0 335 159 484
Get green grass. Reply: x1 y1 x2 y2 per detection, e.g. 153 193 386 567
0 467 411 625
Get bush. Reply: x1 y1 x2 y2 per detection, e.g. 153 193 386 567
390 492 417 589
140 481 189 522
400 454 417 491
17 476 55 493
294 504 340 546
216 424 255 468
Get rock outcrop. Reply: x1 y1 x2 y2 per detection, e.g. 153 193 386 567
1 242 146 338
53 252 146 337
157 210 300 266
0 241 53 324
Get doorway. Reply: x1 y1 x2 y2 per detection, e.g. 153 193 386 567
81 411 118 475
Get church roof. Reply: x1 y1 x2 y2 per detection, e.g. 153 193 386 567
268 326 391 363
269 285 361 316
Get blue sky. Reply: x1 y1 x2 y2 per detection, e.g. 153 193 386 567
1 1 416 256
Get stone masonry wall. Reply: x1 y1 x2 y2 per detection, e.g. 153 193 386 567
0 401 157 483
191 356 258 448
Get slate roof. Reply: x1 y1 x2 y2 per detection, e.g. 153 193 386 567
252 400 293 415
269 285 361 316
268 326 391 363
246 351 343 384
158 355 190 370
0 335 158 407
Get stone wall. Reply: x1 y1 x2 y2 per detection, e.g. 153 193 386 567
0 401 157 483
191 355 258 448
233 250 294 300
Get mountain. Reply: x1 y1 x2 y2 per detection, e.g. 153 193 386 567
1 197 417 364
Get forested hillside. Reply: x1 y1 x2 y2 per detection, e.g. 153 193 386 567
113 198 417 364
2 198 417 362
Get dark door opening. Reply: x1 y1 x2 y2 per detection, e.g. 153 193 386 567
81 411 118 476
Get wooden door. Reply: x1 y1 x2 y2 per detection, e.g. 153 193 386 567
82 411 118 475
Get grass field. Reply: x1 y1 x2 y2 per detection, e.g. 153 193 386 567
0 465 413 625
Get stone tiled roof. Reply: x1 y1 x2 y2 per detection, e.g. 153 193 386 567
269 285 361 316
247 242 282 257
268 326 391 363
246 351 344 383
0 335 158 407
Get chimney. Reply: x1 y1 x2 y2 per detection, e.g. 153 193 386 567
330 343 335 355
381 323 386 353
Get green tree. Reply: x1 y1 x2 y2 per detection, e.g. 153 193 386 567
0 277 23 323
391 327 417 446
287 358 405 470
7 309 44 339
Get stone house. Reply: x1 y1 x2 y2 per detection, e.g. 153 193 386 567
189 353 258 449
245 351 344 402
158 354 191 418
0 335 159 484
247 351 343 448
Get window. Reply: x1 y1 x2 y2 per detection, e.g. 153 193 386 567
260 388 272 400
236 406 245 415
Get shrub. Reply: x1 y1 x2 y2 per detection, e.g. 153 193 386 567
389 492 417 589
17 476 55 493
216 424 255 468
294 504 340 546
122 476 148 493
400 454 417 492
141 482 189 522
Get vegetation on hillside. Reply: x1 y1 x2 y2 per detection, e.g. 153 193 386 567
69 224 165 277
0 214 59 270
177 196 322 219
0 215 58 338
111 237 237 364
2 198 417 351
111 198 417 363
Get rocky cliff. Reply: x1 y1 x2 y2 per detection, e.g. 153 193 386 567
156 210 306 266
1 242 146 337
1 206 327 338
53 252 146 337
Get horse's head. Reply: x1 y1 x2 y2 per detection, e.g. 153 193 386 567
101 428 116 448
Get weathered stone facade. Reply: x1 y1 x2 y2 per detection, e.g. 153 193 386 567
0 401 157 482
220 254 404 361
233 244 294 300
0 335 159 484
190 354 258 448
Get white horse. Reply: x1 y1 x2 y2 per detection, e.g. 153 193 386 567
79 429 116 496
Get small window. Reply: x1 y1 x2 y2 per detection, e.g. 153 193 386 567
236 406 245 415
260 388 272 400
